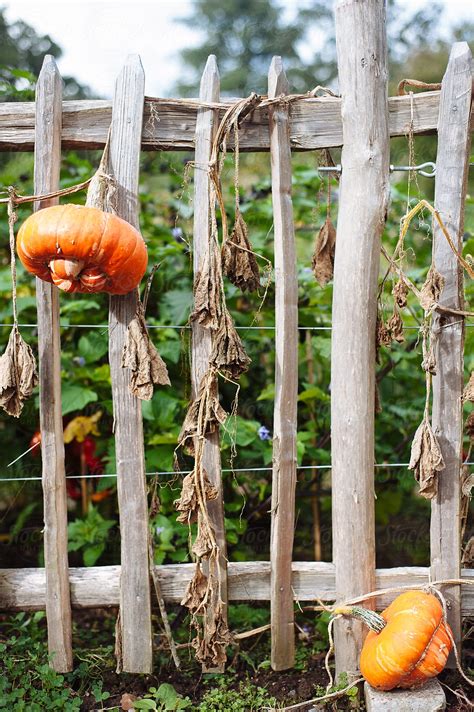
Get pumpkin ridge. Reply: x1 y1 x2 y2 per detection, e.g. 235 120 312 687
396 612 450 688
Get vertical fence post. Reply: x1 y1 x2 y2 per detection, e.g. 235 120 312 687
268 56 298 671
430 41 472 663
191 55 228 673
108 54 152 673
34 55 73 673
332 0 390 678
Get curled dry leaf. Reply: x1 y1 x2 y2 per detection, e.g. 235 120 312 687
461 465 474 499
392 279 408 309
462 536 474 568
462 371 474 403
174 468 218 524
192 512 216 559
419 265 445 312
190 245 222 330
377 318 392 348
181 563 208 614
311 217 336 287
387 309 404 343
178 374 227 455
408 415 445 499
222 211 260 292
465 412 474 440
210 308 251 379
0 327 38 417
122 303 170 400
192 601 234 668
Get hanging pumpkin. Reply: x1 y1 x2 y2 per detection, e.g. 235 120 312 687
16 204 147 295
335 590 452 690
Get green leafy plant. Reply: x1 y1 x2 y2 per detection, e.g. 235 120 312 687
67 506 115 566
197 679 277 711
133 684 192 711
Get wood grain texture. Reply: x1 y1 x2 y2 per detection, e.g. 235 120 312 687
191 56 228 673
430 42 473 663
34 55 73 673
1 564 474 613
268 57 298 672
0 91 449 152
107 55 152 674
331 0 390 678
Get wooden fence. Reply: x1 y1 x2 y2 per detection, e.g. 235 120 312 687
0 0 473 685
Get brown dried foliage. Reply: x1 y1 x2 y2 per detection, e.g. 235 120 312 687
387 309 404 343
465 412 474 440
392 279 408 309
210 308 251 379
463 372 474 403
174 469 218 525
222 211 260 292
0 327 38 417
419 265 445 312
409 415 445 499
180 563 209 615
190 246 222 330
122 304 170 400
192 601 234 668
178 374 227 455
311 217 336 287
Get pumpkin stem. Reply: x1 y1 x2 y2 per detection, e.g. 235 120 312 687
333 605 386 633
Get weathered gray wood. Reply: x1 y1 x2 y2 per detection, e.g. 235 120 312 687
191 55 228 673
430 42 473 664
108 54 152 673
268 56 299 672
34 55 73 673
1 563 474 612
364 680 446 712
332 0 390 679
0 91 450 152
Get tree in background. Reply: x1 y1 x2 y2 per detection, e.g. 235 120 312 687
0 8 89 100
174 0 468 96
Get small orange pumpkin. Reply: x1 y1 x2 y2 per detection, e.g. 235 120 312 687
17 204 148 295
336 590 452 690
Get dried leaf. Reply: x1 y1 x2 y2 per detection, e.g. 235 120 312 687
181 563 209 614
392 279 408 309
190 245 222 329
419 266 445 312
192 601 234 668
465 412 474 440
0 327 38 417
210 308 251 379
311 217 336 287
463 372 474 403
222 211 260 292
122 304 170 400
192 512 216 559
174 469 218 524
120 693 138 711
462 536 474 567
377 318 392 348
408 415 445 499
387 309 404 343
178 374 227 454
461 465 474 498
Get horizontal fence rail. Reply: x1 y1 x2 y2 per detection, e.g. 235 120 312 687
1 563 473 612
0 91 449 152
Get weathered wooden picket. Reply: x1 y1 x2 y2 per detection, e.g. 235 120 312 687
0 1 473 700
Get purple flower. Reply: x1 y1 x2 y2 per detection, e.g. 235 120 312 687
172 226 184 243
73 356 86 367
156 526 165 536
258 425 271 441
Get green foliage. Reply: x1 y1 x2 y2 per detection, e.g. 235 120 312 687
197 679 277 711
67 506 115 566
134 684 192 711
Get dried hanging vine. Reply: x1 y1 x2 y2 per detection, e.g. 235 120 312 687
377 195 473 498
312 150 338 286
174 93 276 667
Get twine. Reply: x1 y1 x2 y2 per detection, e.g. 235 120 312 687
398 78 442 95
7 188 18 328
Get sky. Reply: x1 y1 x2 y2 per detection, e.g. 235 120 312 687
4 0 473 98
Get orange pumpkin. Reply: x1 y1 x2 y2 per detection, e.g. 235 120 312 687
17 204 148 295
337 590 452 690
